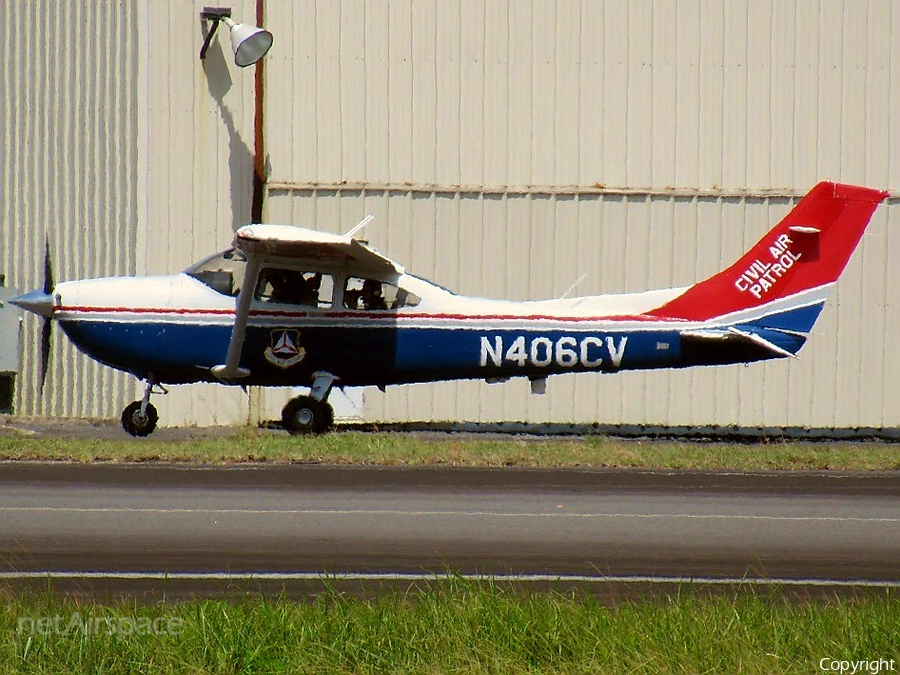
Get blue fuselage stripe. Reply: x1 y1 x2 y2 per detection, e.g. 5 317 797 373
59 319 683 385
59 300 822 386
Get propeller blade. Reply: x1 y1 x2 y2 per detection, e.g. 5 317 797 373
43 238 54 294
39 237 54 395
39 315 51 395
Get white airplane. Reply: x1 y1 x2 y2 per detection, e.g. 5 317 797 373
11 181 888 436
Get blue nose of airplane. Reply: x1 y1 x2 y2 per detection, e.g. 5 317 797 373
9 288 55 317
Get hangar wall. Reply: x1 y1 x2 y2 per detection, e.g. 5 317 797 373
263 0 900 429
3 1 899 429
1 0 260 424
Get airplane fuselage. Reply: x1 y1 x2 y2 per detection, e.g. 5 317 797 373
51 271 813 388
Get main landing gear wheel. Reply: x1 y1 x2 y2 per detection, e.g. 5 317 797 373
121 400 159 437
282 395 334 435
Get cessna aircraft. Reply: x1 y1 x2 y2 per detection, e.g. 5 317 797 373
11 181 889 436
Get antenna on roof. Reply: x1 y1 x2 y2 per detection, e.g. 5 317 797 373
559 273 588 299
345 214 375 239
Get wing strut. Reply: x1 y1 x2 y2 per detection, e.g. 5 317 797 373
211 254 262 380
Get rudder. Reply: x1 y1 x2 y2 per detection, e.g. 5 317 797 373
646 181 889 325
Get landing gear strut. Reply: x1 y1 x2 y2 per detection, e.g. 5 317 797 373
121 381 167 437
281 372 338 435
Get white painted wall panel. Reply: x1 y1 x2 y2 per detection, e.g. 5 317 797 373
268 0 900 191
555 1 580 187
341 1 366 182
650 0 677 188
507 2 533 187
411 1 437 184
388 0 414 182
482 3 509 187
864 1 892 187
285 1 317 184
769 1 795 188
459 2 484 185
317 2 343 183
577 2 602 186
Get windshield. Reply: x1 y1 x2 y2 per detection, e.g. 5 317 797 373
406 273 457 296
184 248 247 297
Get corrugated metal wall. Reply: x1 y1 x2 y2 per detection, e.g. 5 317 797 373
266 0 898 190
4 0 898 429
1 1 138 418
1 0 259 424
264 0 900 428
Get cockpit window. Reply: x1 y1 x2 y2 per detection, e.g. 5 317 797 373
185 248 246 297
343 277 421 310
256 268 334 308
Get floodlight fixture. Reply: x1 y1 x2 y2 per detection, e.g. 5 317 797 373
200 7 273 67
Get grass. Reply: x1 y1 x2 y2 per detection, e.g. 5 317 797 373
0 431 899 471
1 580 897 674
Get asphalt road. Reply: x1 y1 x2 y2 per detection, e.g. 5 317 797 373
0 463 898 597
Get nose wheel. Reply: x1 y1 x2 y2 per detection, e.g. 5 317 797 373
121 381 167 437
121 401 159 437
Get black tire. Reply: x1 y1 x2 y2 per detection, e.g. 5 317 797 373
282 396 334 435
121 400 159 437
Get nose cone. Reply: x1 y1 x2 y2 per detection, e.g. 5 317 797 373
10 288 55 318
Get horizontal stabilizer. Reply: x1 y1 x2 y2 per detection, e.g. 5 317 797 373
726 327 798 359
681 326 799 360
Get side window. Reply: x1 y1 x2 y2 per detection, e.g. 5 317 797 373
255 268 333 308
394 286 422 309
343 277 421 311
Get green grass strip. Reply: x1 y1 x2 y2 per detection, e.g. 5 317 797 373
1 581 898 674
0 432 899 470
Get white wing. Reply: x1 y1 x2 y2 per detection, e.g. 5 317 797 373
234 224 403 276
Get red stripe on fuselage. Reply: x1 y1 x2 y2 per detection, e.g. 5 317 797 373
56 305 237 316
55 305 674 323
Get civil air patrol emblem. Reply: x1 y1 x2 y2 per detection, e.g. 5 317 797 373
264 329 307 368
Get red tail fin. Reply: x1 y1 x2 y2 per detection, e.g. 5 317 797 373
646 182 889 321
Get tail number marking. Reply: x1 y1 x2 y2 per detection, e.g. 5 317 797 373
480 335 628 369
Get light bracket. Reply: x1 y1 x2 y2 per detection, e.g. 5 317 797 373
199 7 232 60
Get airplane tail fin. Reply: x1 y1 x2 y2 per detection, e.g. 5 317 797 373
646 182 889 339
